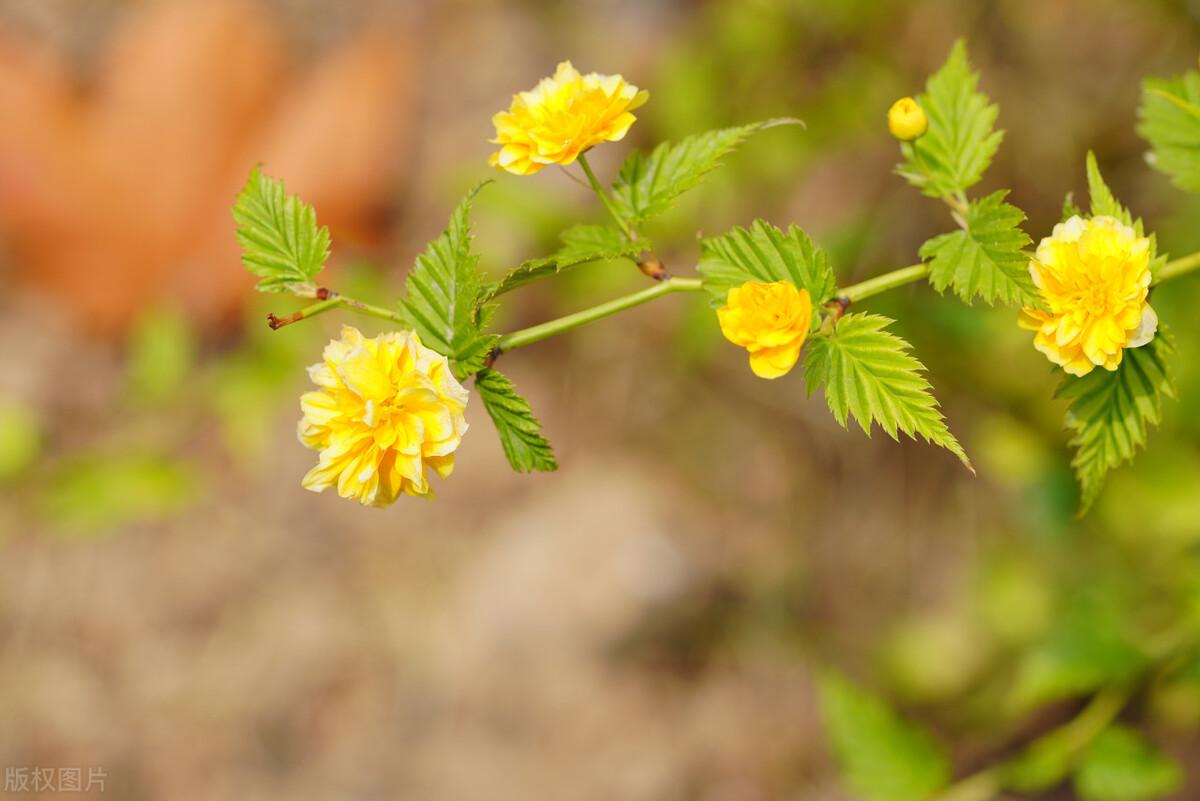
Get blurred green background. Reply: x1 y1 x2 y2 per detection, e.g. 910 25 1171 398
0 0 1199 798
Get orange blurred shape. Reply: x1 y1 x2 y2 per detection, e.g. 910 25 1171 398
0 0 417 336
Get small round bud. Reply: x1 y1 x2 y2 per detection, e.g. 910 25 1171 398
888 97 927 141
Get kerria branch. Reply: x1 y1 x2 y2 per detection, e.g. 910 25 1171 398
266 249 1200 366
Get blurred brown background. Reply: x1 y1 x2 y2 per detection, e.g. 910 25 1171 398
1 0 1200 799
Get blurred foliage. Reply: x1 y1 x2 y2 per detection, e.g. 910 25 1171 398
0 398 40 482
126 307 195 404
41 453 199 536
1074 726 1182 801
819 671 951 801
2 0 1200 797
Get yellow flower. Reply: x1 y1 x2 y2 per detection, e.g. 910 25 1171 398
717 280 813 379
489 60 649 176
888 97 928 141
1019 215 1157 377
298 326 469 507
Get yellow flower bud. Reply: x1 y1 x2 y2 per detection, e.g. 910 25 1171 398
717 280 813 379
888 97 928 141
298 326 469 507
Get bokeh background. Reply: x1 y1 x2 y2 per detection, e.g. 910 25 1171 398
1 0 1199 798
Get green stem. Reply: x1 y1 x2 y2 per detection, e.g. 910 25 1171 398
578 152 637 242
266 292 405 330
929 687 1129 801
266 297 342 329
930 695 1121 801
1049 686 1129 752
496 277 703 353
837 246 1200 308
928 768 1002 801
273 244 1200 347
332 294 407 324
1154 250 1200 285
945 193 969 221
839 263 929 303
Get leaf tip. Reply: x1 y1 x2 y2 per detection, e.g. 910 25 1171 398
762 116 806 131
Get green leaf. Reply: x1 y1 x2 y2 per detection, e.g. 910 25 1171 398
1003 732 1075 794
1074 726 1182 801
126 307 195 404
1138 71 1200 193
698 220 836 311
611 118 802 224
1086 150 1132 224
818 672 951 801
919 190 1037 306
43 453 199 536
487 223 643 299
1084 152 1168 279
232 166 331 293
1009 614 1144 710
0 399 40 483
897 39 1003 198
398 183 496 378
475 368 557 473
555 223 640 264
1058 332 1176 514
804 313 972 469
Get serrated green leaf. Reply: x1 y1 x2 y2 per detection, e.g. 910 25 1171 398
1074 726 1182 801
1084 152 1169 279
919 190 1037 306
398 183 496 379
804 313 971 469
487 224 643 299
819 672 951 801
1138 71 1200 193
232 166 331 293
897 39 1003 198
556 223 641 264
698 220 836 311
1058 332 1175 514
475 368 557 473
1086 151 1132 224
612 118 802 224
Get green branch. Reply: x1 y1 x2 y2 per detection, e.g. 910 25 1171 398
1154 249 1200 284
929 687 1128 801
266 290 405 330
333 294 409 324
495 276 702 353
269 248 1200 366
837 245 1200 306
927 619 1199 801
839 263 930 303
266 296 341 330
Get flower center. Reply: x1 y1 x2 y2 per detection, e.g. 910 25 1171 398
361 395 409 428
1079 284 1114 316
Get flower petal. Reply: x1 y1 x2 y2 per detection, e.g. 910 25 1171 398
1127 304 1158 349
